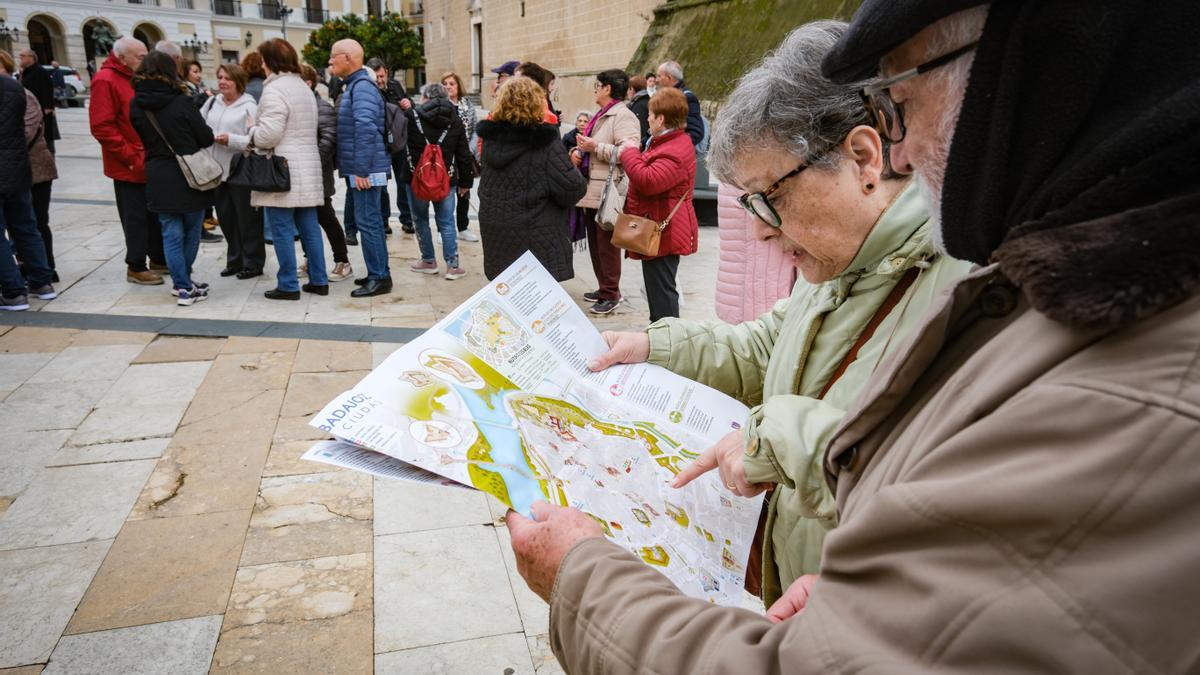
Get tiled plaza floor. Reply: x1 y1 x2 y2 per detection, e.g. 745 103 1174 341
0 109 750 673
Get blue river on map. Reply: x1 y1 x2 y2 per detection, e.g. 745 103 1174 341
442 310 545 517
451 383 544 518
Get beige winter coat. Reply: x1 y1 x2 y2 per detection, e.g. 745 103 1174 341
575 102 640 209
249 72 323 208
546 265 1200 673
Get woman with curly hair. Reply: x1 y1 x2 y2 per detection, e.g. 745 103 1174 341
475 77 586 280
128 50 215 306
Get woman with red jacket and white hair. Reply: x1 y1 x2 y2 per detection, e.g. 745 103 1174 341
617 87 698 321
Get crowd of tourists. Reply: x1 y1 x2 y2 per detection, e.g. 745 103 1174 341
1 36 709 317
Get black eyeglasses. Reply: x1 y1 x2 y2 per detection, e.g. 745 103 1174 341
737 161 812 229
860 41 978 143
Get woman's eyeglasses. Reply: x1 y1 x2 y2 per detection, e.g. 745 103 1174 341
737 161 812 229
859 41 978 143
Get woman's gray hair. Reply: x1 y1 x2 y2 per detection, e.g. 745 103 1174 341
708 20 877 185
574 110 592 121
421 82 449 100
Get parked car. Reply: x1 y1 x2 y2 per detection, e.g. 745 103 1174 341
43 65 87 107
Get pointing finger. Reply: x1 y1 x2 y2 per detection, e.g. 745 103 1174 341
671 448 718 488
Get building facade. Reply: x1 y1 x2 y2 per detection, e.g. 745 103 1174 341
0 0 423 87
419 0 658 118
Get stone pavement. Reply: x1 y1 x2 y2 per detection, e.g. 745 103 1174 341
0 109 754 673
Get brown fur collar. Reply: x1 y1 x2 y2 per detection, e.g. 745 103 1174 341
995 191 1200 331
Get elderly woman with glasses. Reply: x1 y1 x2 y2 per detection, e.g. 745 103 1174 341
587 20 972 607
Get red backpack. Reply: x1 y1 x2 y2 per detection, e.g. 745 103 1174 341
409 115 452 202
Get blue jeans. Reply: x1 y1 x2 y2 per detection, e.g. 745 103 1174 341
265 206 327 292
0 189 52 297
409 190 458 267
344 173 410 236
349 186 390 280
342 179 386 237
160 211 204 291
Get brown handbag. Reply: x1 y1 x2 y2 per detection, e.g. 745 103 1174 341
611 192 691 257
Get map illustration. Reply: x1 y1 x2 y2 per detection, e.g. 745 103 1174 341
310 252 762 605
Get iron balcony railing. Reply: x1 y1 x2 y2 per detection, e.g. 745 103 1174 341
211 0 242 16
304 7 329 23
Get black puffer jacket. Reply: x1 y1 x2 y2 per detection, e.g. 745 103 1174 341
401 98 474 190
0 75 32 194
476 120 587 281
129 78 215 214
314 91 338 198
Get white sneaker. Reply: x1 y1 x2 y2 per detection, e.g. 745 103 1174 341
459 230 480 242
329 262 353 282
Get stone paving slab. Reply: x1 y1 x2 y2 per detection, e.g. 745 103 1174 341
212 553 373 673
240 471 372 567
0 381 116 433
67 509 252 635
131 389 283 521
374 525 523 653
0 540 111 668
0 430 74 508
48 438 172 468
0 460 157 551
372 478 493 537
132 336 227 364
44 615 222 675
375 632 536 674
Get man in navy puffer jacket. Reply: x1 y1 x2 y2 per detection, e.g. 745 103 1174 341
330 39 392 297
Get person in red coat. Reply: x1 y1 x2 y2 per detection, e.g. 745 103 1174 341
89 37 166 285
617 87 698 321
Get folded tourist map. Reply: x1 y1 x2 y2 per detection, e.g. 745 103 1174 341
308 251 763 605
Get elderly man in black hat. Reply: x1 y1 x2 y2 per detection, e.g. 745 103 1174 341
506 1 1200 672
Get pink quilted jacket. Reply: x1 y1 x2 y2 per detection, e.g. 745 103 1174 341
714 182 799 323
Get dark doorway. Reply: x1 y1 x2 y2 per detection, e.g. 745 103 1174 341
26 18 56 64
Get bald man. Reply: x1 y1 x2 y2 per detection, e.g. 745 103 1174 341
330 39 394 297
90 36 166 284
18 48 57 152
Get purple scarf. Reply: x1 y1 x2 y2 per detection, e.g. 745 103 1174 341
569 99 622 243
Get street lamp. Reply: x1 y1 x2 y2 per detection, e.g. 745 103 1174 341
280 5 294 40
244 31 253 47
0 18 20 44
183 32 210 54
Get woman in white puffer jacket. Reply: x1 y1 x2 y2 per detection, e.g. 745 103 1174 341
201 63 263 280
247 39 326 300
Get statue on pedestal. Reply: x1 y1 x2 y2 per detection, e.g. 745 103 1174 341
91 24 118 58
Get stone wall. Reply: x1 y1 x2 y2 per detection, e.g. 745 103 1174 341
627 0 862 109
421 0 658 117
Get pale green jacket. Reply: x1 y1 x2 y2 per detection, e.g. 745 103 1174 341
647 183 972 604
